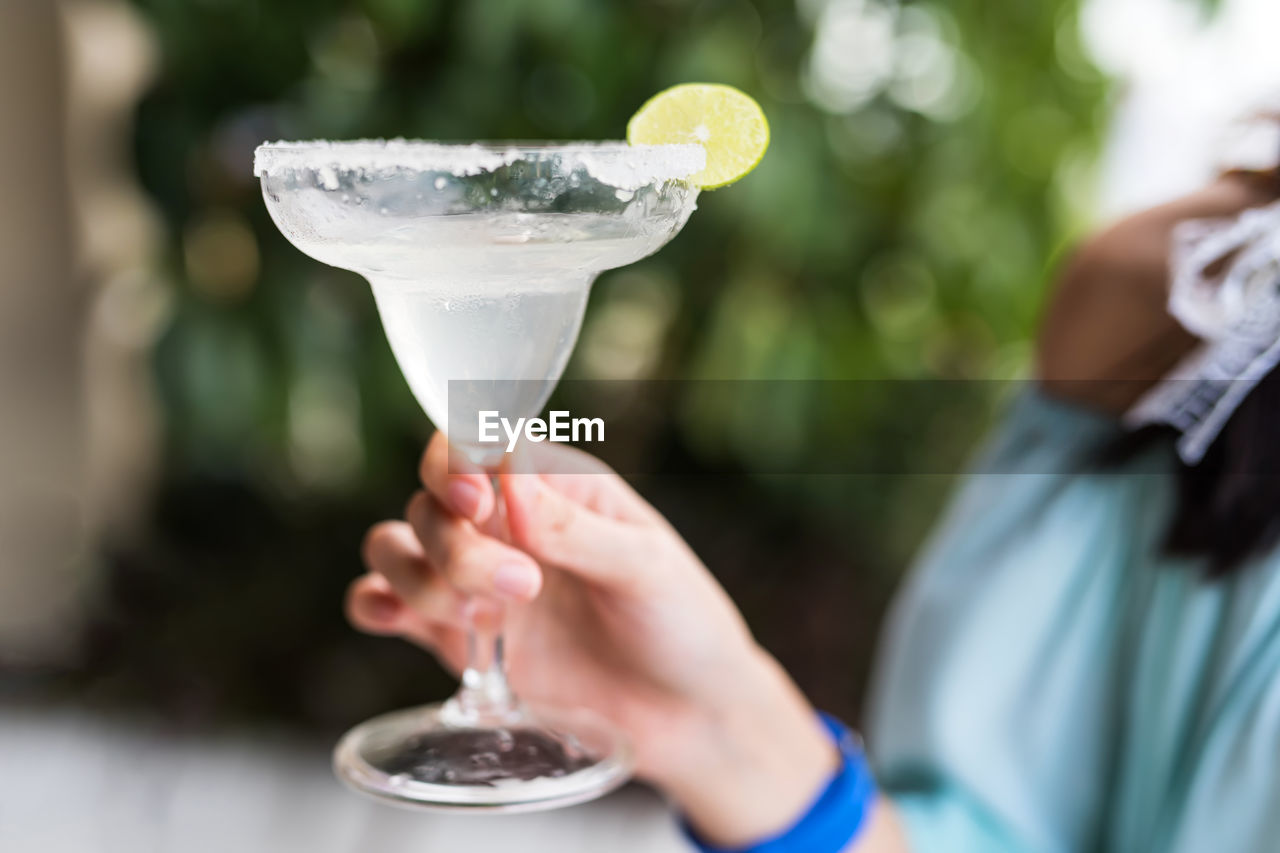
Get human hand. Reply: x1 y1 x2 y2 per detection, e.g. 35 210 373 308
346 433 837 846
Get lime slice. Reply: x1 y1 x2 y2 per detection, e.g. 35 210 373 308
627 83 769 189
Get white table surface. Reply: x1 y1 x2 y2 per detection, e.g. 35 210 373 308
0 706 692 853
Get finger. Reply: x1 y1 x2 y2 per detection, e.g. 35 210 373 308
345 572 407 636
345 575 469 674
420 432 495 523
361 520 472 624
405 491 543 601
510 441 664 525
499 470 653 586
423 622 469 676
345 572 433 638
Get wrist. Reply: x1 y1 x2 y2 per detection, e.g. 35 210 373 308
656 647 841 848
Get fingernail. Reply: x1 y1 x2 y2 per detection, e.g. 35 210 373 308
493 562 539 599
447 480 482 519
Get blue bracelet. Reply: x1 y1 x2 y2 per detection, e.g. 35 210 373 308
681 713 877 853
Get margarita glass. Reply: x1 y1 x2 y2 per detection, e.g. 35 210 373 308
254 140 703 812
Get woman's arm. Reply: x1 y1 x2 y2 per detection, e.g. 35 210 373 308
1038 173 1279 413
334 174 1280 847
666 650 912 850
349 435 913 851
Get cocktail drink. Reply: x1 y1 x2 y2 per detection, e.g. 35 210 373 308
254 140 704 811
254 83 767 814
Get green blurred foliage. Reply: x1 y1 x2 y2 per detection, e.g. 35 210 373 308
133 0 1108 566
108 0 1117 725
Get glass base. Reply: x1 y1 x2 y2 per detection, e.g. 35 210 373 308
333 701 633 813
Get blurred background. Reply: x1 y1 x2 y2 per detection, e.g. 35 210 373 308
2 0 1276 847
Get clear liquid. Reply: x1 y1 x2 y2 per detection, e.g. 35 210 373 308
371 275 589 457
309 212 680 458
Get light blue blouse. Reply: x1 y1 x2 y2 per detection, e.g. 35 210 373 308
867 391 1280 853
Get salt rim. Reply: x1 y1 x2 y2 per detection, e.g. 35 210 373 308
253 139 706 190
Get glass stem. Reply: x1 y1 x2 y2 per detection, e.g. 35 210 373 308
447 473 519 723
456 626 513 715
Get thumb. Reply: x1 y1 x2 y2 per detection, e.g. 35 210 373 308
499 470 651 587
